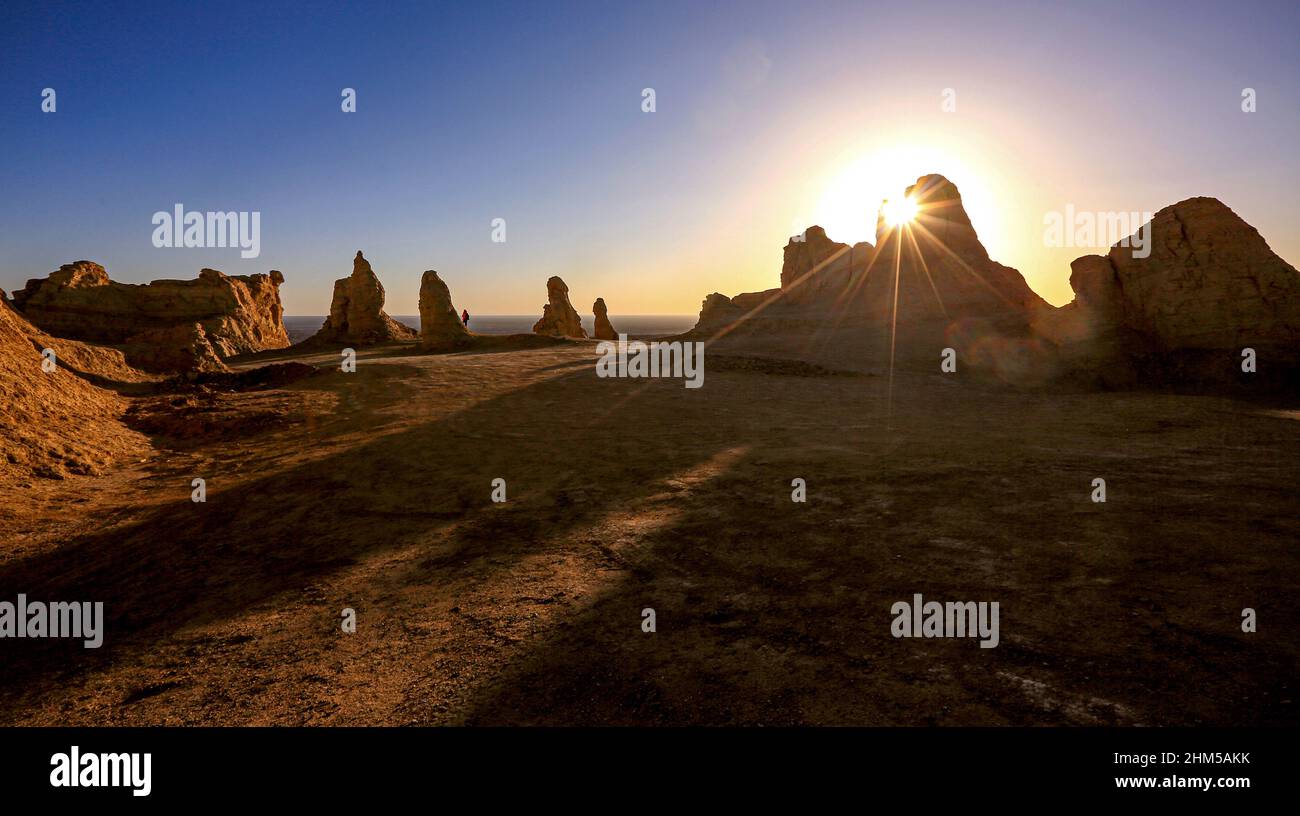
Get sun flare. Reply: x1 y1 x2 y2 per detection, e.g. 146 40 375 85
810 144 1003 251
882 196 919 227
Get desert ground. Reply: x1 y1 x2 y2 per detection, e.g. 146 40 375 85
1 336 1297 726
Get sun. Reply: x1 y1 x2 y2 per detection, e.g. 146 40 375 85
809 144 1003 251
882 196 919 227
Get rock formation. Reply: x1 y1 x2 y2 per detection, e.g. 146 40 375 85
305 251 417 346
12 262 289 356
592 297 617 340
692 293 746 336
866 174 1048 322
120 323 230 374
682 172 1299 388
1036 197 1300 384
683 174 1047 359
532 276 587 338
779 226 869 306
0 293 145 483
418 270 472 350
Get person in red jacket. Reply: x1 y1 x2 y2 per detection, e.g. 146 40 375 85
461 309 470 327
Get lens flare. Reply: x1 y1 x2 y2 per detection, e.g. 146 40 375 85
882 196 919 227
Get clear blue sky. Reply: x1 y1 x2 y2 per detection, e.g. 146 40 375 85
2 0 1297 313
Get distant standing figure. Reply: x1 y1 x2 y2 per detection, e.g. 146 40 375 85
461 309 470 327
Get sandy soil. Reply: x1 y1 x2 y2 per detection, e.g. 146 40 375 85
1 338 1297 726
0 298 152 486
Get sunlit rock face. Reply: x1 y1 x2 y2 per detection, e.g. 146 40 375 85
305 251 417 346
532 276 587 338
0 290 145 482
119 322 230 374
12 261 289 356
418 269 472 351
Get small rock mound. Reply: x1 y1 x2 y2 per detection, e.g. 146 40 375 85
532 276 587 338
305 251 417 346
593 298 617 340
419 270 472 351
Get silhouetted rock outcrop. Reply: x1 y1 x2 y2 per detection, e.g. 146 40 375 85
683 174 1047 370
692 293 746 336
593 298 617 340
1037 197 1300 386
305 251 417 346
12 261 289 356
419 270 472 351
532 276 587 338
866 175 1048 322
780 227 874 306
